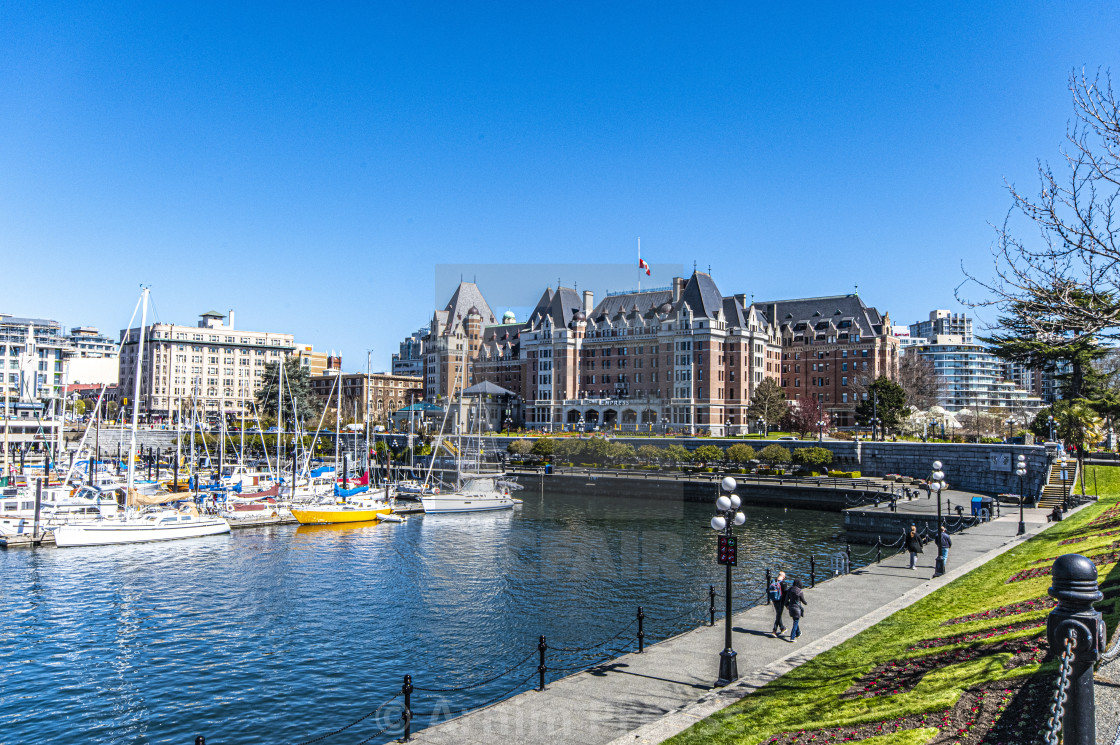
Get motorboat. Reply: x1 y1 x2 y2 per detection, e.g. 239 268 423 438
0 484 125 536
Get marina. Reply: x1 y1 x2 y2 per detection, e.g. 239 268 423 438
0 487 843 745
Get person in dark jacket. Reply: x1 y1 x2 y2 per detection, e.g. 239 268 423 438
905 525 923 569
785 578 806 641
936 526 952 565
769 570 786 636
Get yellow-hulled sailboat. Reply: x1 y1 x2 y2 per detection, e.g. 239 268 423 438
290 497 392 525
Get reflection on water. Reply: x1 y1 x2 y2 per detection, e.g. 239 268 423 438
0 489 841 744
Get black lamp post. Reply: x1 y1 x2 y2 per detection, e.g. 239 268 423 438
1048 415 1055 442
710 476 745 686
725 419 732 438
1016 454 1027 535
930 459 946 576
757 416 765 438
1006 417 1014 443
1061 456 1070 513
817 418 826 442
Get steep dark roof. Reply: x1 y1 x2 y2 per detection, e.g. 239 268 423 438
678 272 723 318
528 286 583 328
443 282 496 325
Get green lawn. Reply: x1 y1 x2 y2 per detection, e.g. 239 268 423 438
665 468 1120 745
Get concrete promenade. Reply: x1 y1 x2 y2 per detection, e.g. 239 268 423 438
411 504 1064 745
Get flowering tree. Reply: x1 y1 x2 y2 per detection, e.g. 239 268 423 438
789 397 831 439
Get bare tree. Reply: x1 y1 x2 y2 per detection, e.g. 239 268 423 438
897 353 940 410
959 69 1120 343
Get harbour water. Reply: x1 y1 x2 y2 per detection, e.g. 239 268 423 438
0 489 843 745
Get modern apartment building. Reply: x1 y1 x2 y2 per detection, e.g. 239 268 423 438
0 314 69 418
759 294 901 427
909 310 972 343
909 334 1043 415
391 326 428 377
117 310 296 421
65 327 118 358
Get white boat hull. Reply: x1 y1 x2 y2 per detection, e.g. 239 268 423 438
420 495 516 513
54 518 231 547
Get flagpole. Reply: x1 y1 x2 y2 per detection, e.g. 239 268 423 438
638 237 641 292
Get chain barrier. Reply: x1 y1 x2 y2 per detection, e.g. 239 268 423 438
353 715 403 745
1043 627 1077 745
1103 628 1120 663
292 693 400 745
549 617 638 654
415 671 539 719
412 650 537 694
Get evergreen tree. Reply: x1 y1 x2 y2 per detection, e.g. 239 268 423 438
746 378 789 432
255 358 324 428
854 377 908 430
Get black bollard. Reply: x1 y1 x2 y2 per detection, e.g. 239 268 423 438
195 737 205 745
846 543 852 573
765 568 772 605
709 585 716 626
1045 554 1105 745
537 635 548 691
637 606 645 653
810 556 816 588
401 674 413 742
876 536 882 564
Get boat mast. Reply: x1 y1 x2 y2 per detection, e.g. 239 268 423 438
365 351 371 479
276 358 284 488
334 360 341 486
125 288 149 505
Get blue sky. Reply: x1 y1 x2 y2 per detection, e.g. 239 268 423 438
2 2 1117 370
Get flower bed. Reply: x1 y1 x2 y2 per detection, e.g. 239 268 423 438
1058 527 1120 545
908 618 1046 651
941 596 1055 626
1008 548 1120 582
842 635 1046 700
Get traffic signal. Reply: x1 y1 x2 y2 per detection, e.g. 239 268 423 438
717 535 737 566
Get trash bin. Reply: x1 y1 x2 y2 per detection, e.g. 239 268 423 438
971 496 983 516
545 463 553 475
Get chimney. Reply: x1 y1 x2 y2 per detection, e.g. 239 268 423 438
228 310 235 330
583 290 593 314
672 277 687 302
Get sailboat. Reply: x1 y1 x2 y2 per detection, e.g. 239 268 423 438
289 362 390 524
419 346 516 514
54 289 231 548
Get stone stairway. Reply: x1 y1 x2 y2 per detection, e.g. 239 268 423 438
1037 458 1078 509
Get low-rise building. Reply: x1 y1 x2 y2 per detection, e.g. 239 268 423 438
0 314 68 418
310 371 423 425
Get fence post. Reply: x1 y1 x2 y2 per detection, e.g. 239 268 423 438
876 536 882 564
709 585 716 626
1045 554 1104 745
765 568 772 605
537 635 548 692
195 737 205 745
845 543 852 573
637 607 645 653
810 555 816 588
402 674 413 742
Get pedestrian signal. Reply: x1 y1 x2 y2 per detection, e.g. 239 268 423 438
717 534 737 566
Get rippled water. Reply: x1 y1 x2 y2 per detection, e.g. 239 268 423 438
0 489 842 745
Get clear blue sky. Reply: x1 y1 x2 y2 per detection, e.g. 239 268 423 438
2 2 1117 370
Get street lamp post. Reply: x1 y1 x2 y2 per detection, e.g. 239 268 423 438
725 419 732 438
1006 417 1014 443
1048 415 1055 442
757 416 765 439
817 419 826 442
929 460 946 576
710 476 745 686
1016 454 1027 535
1061 456 1070 513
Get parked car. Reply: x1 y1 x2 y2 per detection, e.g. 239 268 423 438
247 426 262 434
777 436 798 441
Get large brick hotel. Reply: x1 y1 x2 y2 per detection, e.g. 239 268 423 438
420 271 899 433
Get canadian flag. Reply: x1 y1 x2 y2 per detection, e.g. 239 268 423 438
638 258 651 276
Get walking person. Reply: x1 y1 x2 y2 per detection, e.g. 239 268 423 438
936 525 952 566
905 524 923 569
769 570 787 637
785 578 807 641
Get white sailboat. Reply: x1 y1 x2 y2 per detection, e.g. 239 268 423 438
54 289 230 548
419 345 516 514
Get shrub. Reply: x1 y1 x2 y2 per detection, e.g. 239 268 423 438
507 439 533 456
691 444 725 464
531 438 555 457
726 443 757 463
828 470 862 478
758 444 792 465
791 446 833 468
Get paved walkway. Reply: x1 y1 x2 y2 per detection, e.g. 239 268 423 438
411 505 1066 745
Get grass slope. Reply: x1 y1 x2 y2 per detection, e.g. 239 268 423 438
666 467 1120 745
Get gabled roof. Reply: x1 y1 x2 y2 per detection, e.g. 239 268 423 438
527 286 583 328
462 381 517 397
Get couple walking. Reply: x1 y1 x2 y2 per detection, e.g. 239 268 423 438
768 571 806 642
